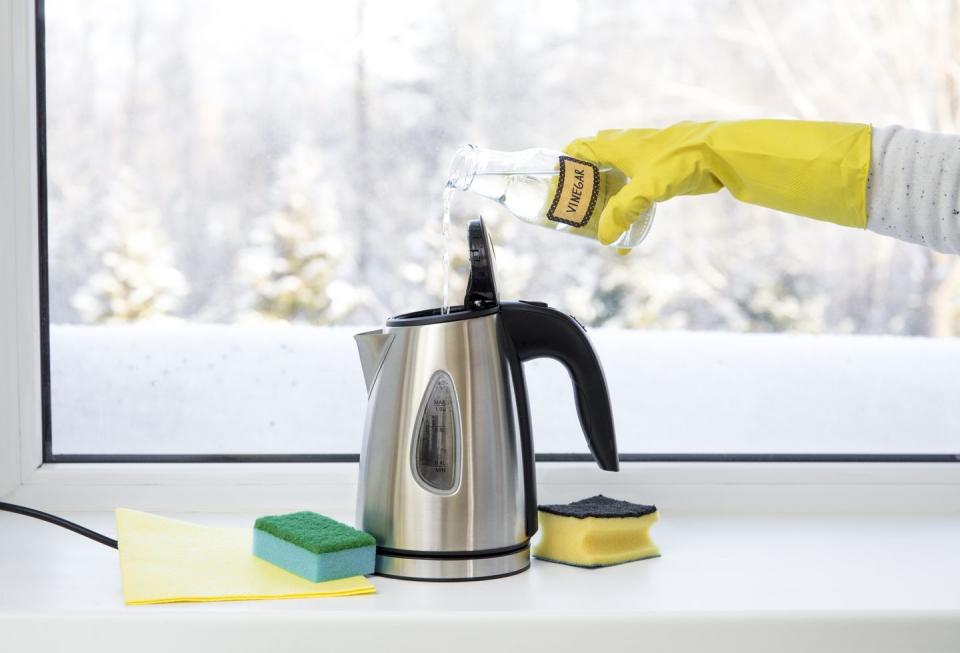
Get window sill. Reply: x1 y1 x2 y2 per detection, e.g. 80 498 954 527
1 509 958 653
7 461 960 514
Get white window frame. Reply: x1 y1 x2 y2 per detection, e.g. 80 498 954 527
2 0 958 513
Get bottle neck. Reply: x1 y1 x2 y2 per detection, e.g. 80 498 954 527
447 144 561 191
447 144 480 191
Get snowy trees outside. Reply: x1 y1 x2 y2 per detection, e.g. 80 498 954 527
239 145 371 323
45 0 960 335
69 173 187 323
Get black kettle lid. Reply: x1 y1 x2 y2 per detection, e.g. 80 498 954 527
386 217 500 327
463 217 499 309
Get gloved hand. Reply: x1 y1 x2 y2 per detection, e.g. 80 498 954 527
565 120 872 245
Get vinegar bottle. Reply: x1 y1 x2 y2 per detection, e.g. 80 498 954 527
446 144 655 249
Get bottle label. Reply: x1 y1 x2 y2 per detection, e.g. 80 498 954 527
547 156 600 227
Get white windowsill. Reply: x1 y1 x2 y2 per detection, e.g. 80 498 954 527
7 461 960 513
1 508 958 653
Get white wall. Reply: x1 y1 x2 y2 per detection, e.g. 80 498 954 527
0 0 37 497
0 1 23 497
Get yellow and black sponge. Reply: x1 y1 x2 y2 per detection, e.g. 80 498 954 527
533 495 659 568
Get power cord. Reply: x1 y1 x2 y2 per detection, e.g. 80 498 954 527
0 501 118 549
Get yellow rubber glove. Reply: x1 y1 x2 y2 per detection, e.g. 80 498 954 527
565 120 872 245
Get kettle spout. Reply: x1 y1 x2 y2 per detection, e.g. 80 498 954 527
354 329 394 393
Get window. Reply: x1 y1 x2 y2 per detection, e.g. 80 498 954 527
42 0 960 461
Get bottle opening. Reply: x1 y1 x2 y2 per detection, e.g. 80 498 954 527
447 143 479 191
386 304 499 327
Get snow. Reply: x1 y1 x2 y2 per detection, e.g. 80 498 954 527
50 325 960 456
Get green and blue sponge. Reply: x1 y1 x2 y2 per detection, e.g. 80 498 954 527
253 511 376 583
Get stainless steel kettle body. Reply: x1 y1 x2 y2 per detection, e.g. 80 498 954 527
356 309 528 580
354 219 619 581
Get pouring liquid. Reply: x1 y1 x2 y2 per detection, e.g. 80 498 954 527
440 186 455 315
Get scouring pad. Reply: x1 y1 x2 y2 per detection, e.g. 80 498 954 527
253 511 376 583
533 495 660 568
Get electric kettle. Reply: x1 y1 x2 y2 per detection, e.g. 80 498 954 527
354 218 619 581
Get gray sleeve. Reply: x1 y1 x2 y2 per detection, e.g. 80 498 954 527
866 125 960 253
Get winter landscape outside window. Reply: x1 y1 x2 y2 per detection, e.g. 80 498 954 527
43 0 960 460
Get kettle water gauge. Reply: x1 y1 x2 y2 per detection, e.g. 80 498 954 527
412 370 461 494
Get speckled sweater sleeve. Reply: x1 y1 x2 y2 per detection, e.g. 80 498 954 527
866 125 960 253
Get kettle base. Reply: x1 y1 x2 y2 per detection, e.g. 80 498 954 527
374 545 530 582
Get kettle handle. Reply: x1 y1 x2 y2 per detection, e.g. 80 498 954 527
500 301 620 472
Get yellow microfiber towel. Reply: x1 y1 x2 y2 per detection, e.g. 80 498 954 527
115 508 375 605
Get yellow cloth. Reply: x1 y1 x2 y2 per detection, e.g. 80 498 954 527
565 120 872 245
115 508 375 605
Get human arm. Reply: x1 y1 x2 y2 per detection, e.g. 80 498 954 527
566 120 960 254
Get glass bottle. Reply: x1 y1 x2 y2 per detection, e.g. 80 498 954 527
446 144 655 249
